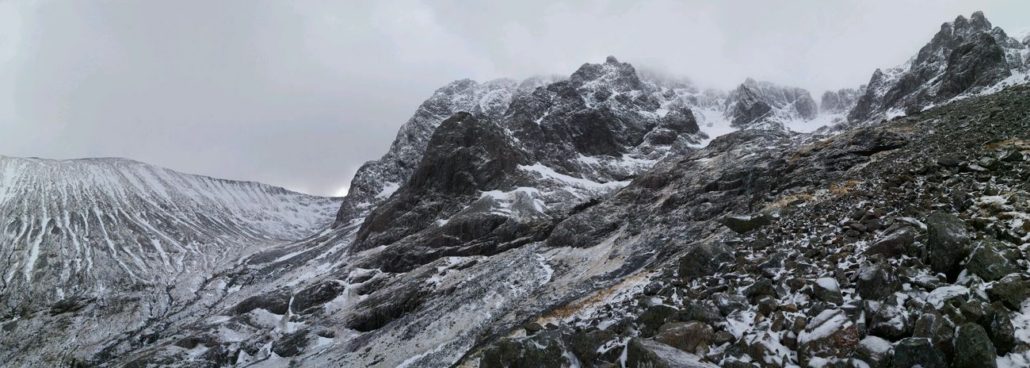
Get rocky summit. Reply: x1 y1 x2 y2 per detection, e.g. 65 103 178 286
2 10 1030 368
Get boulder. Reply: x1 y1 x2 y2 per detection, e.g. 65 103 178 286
655 322 715 354
568 329 615 364
720 214 771 234
855 335 893 368
743 278 778 302
480 330 570 368
856 261 899 300
987 302 1016 354
924 212 970 279
865 226 916 257
965 239 1018 281
987 274 1030 310
798 309 861 358
867 300 912 341
638 305 680 337
713 293 749 316
625 338 718 368
678 241 734 281
677 301 722 324
813 277 844 305
952 323 997 368
911 312 956 361
891 337 946 368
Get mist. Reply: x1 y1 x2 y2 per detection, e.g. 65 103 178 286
1 0 1027 195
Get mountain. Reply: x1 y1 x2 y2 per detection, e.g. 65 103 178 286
0 156 340 366
724 78 819 130
848 11 1030 122
820 87 861 114
3 10 1030 368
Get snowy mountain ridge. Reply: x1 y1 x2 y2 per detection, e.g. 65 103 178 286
0 155 340 309
3 10 1030 368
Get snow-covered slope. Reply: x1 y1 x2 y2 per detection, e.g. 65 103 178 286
5 10 1030 368
0 156 339 309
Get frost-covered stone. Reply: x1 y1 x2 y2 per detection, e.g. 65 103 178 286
813 277 844 305
855 335 893 368
625 338 719 368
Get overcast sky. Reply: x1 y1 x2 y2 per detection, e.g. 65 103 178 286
1 1 1027 196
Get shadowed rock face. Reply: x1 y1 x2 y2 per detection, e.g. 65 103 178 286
820 88 861 114
726 78 818 130
333 78 526 228
348 57 710 271
848 11 1028 122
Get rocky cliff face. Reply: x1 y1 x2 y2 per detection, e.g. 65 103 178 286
333 78 529 229
848 11 1029 122
820 88 861 114
725 78 819 130
3 10 1030 368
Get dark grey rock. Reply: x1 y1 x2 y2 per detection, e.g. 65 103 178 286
987 274 1030 310
965 239 1018 281
891 337 946 368
911 312 956 361
678 241 733 280
270 329 310 358
952 323 997 368
865 226 916 257
857 261 900 300
924 212 970 278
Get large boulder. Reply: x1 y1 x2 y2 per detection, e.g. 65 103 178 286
987 303 1017 354
678 241 734 281
911 312 956 361
855 335 893 368
568 329 616 364
720 214 772 234
639 305 681 337
813 277 844 305
891 337 946 368
965 239 1018 281
867 300 913 341
987 274 1030 310
865 226 916 257
654 322 715 354
798 309 862 358
625 338 718 368
952 323 997 368
856 261 900 300
924 212 970 279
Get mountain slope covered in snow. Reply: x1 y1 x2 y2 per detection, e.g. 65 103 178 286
3 10 1030 368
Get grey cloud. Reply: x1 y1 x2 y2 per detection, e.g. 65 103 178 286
1 0 1027 195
